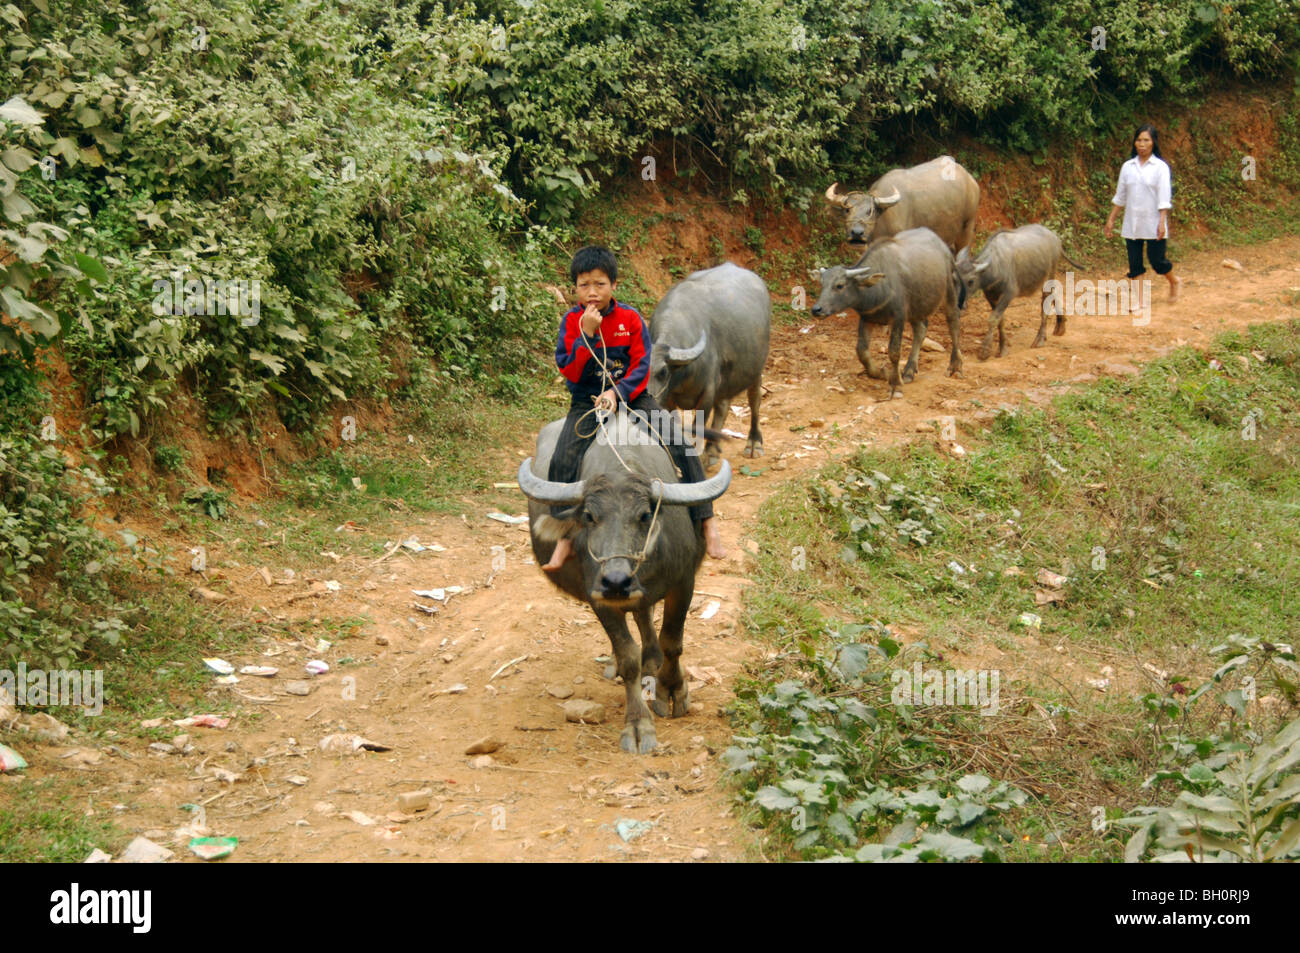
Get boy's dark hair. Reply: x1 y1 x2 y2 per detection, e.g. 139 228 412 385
569 246 618 284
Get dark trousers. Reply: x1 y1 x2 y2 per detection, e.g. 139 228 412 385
1126 238 1173 278
548 392 714 525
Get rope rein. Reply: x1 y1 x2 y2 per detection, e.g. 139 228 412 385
572 308 682 573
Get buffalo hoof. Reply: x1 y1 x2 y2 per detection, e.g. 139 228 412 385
999 342 1011 357
861 362 886 380
654 681 691 718
1054 319 1067 336
620 719 657 754
743 440 763 458
1031 335 1046 349
901 368 917 384
948 364 963 379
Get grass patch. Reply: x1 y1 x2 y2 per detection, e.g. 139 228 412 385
729 320 1300 861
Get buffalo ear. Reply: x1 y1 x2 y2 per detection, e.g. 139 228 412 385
532 512 578 543
854 271 886 287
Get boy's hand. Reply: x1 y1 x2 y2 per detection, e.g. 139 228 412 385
594 388 618 411
579 304 602 337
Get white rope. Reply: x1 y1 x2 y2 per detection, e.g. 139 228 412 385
576 318 681 477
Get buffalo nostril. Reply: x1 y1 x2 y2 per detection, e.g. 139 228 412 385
600 570 632 595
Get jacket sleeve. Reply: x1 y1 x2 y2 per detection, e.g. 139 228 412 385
1112 163 1128 207
555 310 590 384
614 312 652 403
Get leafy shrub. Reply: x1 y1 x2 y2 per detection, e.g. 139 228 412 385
724 621 1026 861
1116 635 1300 862
0 418 123 669
817 468 946 558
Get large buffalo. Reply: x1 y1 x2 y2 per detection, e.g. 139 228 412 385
648 262 771 470
518 409 731 754
825 155 980 253
810 227 963 398
955 224 1085 360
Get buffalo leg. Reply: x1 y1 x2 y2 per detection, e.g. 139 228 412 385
635 604 662 678
652 587 692 719
703 394 729 470
1032 289 1051 348
856 318 885 379
887 318 906 397
691 387 717 470
945 287 964 378
901 316 926 383
743 381 763 458
1052 277 1067 336
981 294 1012 360
596 606 657 754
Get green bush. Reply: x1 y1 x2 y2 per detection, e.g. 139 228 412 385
0 397 123 669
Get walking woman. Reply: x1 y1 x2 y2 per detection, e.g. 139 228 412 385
1105 124 1182 304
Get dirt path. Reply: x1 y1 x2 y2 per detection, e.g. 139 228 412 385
26 236 1300 862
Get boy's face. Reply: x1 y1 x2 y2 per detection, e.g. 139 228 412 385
575 268 616 313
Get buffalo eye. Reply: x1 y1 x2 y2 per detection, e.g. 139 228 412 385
582 508 597 525
639 509 653 525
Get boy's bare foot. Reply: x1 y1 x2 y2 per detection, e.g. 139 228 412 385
542 536 573 571
703 518 727 559
1168 274 1181 302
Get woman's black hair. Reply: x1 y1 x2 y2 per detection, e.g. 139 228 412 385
1130 124 1163 161
1130 123 1174 196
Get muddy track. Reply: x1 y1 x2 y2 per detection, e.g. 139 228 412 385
21 236 1300 862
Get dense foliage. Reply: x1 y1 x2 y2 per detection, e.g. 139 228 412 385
1 0 1298 663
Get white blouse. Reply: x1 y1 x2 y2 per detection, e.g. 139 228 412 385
1112 155 1172 240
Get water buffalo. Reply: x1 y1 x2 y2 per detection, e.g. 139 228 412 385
825 155 980 253
810 227 963 398
518 409 731 754
955 224 1085 360
647 262 771 470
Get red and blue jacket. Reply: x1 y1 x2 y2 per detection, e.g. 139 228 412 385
555 299 652 405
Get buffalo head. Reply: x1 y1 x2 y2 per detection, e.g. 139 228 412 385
517 457 730 608
825 182 902 246
810 264 886 317
648 329 708 410
954 247 989 309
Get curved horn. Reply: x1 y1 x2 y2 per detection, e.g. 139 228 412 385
652 460 732 507
517 458 585 505
874 187 902 208
824 182 850 207
666 329 707 365
843 266 874 278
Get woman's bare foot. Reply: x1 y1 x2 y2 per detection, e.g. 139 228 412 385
542 536 573 571
1168 273 1181 302
703 518 727 559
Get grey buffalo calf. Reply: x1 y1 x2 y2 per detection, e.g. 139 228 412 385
647 262 771 470
825 155 981 254
955 224 1085 360
811 227 964 398
519 409 731 754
